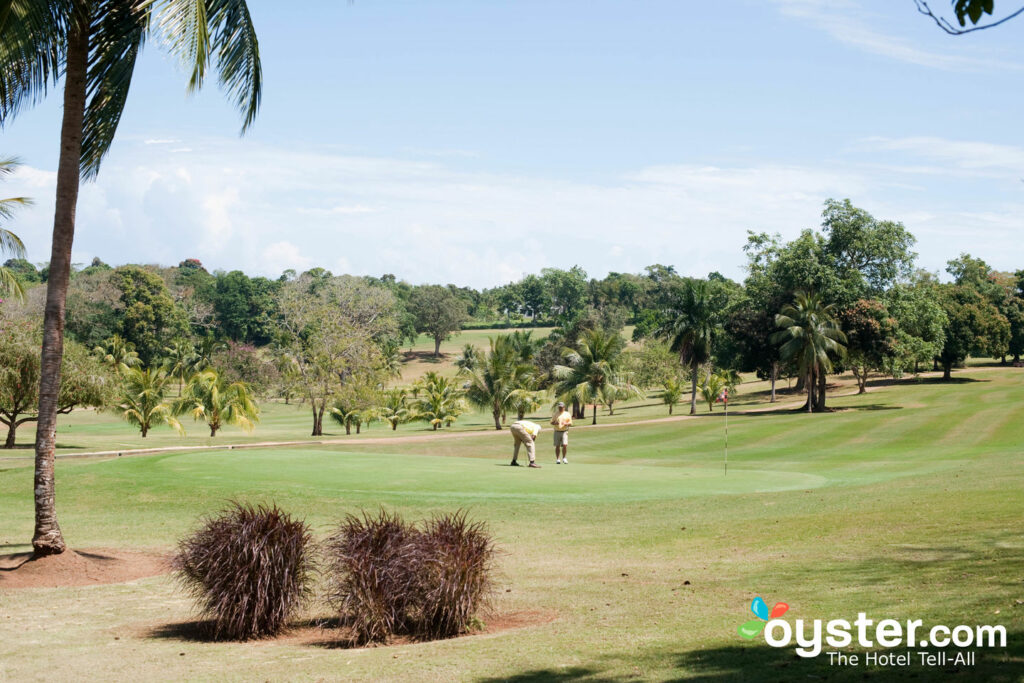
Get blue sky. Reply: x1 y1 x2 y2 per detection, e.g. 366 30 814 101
2 0 1023 287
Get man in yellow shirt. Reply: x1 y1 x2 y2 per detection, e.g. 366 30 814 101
509 419 542 468
551 401 572 464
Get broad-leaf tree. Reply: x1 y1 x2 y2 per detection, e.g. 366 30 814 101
1 312 112 447
772 291 847 413
1 0 262 555
410 284 468 356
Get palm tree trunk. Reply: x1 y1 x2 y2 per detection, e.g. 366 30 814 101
141 425 148 438
815 368 827 412
770 362 777 403
689 360 698 415
210 425 217 437
492 408 502 430
32 22 89 557
592 403 597 425
806 367 814 413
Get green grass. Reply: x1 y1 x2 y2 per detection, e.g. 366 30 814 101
1 367 1023 680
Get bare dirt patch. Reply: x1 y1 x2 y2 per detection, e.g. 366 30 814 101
0 548 169 589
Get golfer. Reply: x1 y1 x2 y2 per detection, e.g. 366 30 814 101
551 401 572 464
509 419 542 468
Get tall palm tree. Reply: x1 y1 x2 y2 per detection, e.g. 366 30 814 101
115 367 183 438
93 334 141 374
553 328 630 425
176 369 259 437
462 335 533 430
0 157 31 300
771 291 847 413
163 339 200 396
656 279 721 415
2 1 262 555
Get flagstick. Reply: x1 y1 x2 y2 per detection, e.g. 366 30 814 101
724 397 728 476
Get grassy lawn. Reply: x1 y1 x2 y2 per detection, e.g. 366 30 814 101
1 367 1023 680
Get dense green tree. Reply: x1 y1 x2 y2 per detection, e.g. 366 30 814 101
112 266 190 365
2 0 262 555
3 258 40 285
836 299 898 393
884 276 948 375
410 284 468 356
772 291 847 413
656 279 722 415
212 270 279 344
115 367 182 438
1 315 111 448
542 266 589 322
936 284 1009 380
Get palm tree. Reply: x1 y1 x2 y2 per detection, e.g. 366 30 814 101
414 372 465 430
176 369 259 437
771 291 847 413
376 388 412 431
0 158 31 300
462 335 533 430
378 338 404 379
553 328 630 425
194 336 227 371
698 370 726 413
115 367 183 438
454 343 480 372
658 376 685 415
162 339 200 396
509 388 545 420
93 335 141 374
656 279 721 415
4 2 262 556
331 399 373 435
507 329 542 362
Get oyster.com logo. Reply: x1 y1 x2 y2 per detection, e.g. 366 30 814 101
738 596 789 640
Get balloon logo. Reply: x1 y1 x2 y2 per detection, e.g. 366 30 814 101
737 596 789 640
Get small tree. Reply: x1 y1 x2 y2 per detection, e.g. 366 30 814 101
176 369 259 437
658 376 685 415
376 388 412 431
699 371 726 412
162 339 200 396
410 285 468 357
0 158 30 300
415 372 465 430
93 335 141 375
116 367 183 438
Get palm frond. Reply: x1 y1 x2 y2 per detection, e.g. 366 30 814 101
0 0 71 123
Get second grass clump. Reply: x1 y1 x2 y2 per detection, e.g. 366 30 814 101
326 509 495 644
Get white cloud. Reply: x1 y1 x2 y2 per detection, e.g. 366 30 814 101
772 0 1023 71
4 135 1023 286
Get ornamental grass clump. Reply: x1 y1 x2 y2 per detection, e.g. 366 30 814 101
324 510 422 645
416 510 496 640
325 509 495 644
173 502 314 640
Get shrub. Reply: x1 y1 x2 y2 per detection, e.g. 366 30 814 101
172 502 314 640
324 510 422 644
416 511 496 640
325 509 496 643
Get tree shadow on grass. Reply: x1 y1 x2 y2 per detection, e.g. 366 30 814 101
476 666 627 683
147 620 217 642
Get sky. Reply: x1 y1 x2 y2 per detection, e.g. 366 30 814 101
2 0 1023 288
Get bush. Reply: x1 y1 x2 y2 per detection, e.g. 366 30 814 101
325 509 495 643
417 511 495 640
172 502 314 640
324 510 422 644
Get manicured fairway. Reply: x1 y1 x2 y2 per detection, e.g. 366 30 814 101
1 368 1022 680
